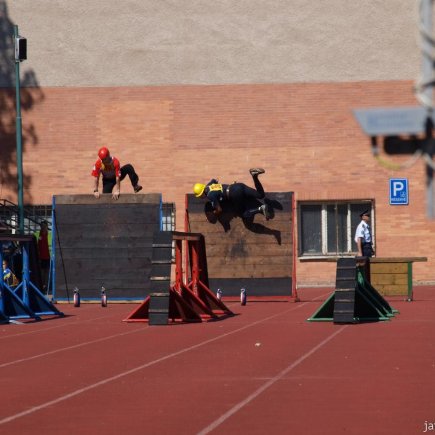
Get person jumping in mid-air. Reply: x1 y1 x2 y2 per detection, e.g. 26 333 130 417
193 168 272 220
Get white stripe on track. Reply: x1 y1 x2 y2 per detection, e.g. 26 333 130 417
0 291 333 426
0 300 311 426
196 325 347 435
0 328 145 369
0 313 126 340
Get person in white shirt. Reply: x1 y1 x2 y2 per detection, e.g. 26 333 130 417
354 210 374 257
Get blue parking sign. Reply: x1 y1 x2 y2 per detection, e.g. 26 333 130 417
389 178 408 205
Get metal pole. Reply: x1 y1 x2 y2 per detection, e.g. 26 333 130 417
51 196 56 300
14 25 24 233
421 0 434 218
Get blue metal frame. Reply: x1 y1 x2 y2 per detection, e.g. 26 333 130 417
0 241 39 320
159 195 163 231
51 195 57 301
1 238 63 320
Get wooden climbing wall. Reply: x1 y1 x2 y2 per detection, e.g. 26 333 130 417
186 192 293 297
53 194 162 301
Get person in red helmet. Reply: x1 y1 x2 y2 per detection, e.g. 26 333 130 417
91 147 142 200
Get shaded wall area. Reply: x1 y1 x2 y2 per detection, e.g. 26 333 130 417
0 0 43 203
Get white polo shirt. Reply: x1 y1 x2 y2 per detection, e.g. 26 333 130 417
354 220 372 244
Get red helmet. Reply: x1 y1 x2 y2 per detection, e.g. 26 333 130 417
98 147 110 160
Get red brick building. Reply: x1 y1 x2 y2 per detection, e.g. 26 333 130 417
1 1 433 286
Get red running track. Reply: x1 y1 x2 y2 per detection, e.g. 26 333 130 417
0 287 434 435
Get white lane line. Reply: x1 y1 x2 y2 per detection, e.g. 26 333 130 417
0 328 145 369
0 300 311 426
0 313 128 340
196 325 347 435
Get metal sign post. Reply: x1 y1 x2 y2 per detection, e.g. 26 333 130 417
14 24 26 233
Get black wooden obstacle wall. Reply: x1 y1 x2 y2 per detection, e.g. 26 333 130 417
186 192 293 296
53 194 161 300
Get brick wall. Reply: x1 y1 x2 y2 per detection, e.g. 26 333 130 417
1 81 433 285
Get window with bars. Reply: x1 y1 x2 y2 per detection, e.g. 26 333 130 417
298 201 373 257
161 202 176 231
0 203 52 234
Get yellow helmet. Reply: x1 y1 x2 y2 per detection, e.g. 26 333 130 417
193 183 206 197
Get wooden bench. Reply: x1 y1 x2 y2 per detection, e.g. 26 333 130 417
369 257 427 301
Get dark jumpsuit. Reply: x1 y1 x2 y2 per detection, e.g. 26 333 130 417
205 174 265 218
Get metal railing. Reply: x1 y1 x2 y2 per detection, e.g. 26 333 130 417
1 200 176 235
0 199 52 234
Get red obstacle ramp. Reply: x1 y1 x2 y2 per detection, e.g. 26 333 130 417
124 231 233 324
173 232 232 318
122 289 203 324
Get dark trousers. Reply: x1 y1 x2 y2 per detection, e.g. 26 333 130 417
362 243 374 257
229 174 265 202
229 174 265 218
102 164 139 193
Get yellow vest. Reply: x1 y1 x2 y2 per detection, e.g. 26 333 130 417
208 183 223 193
34 230 53 256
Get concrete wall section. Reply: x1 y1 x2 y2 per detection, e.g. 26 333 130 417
5 0 419 87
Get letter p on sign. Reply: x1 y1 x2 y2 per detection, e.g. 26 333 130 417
389 178 409 205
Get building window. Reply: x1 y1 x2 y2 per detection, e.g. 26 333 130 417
160 202 176 262
298 201 373 257
161 202 176 231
